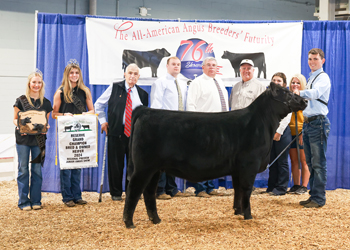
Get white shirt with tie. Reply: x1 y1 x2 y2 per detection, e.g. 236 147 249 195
150 73 187 110
186 73 228 112
94 81 142 125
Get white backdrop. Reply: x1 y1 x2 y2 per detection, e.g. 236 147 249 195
86 18 303 86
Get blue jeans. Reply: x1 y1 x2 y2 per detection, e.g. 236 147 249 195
303 116 330 206
16 144 42 209
157 172 179 197
60 169 82 202
195 180 215 195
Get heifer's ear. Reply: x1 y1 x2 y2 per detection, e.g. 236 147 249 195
269 82 277 96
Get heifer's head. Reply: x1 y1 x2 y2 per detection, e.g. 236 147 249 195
270 82 307 113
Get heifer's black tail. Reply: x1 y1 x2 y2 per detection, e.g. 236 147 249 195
127 106 148 181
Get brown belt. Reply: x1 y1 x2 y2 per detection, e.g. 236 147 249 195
304 115 325 123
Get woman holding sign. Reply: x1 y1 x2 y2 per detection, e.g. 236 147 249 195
52 59 94 207
13 70 52 211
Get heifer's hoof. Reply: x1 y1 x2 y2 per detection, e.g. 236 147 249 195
150 217 161 224
244 215 253 220
234 208 243 215
124 221 136 229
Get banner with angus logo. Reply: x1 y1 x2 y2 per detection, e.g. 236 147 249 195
86 18 303 86
57 115 98 170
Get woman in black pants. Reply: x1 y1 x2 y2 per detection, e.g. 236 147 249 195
266 72 292 196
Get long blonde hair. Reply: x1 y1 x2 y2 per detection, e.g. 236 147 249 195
289 74 307 91
26 72 45 107
58 63 90 103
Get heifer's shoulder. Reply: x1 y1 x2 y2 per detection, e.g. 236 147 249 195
133 105 148 115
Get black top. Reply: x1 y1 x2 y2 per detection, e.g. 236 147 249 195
107 81 148 137
14 97 53 146
58 86 87 115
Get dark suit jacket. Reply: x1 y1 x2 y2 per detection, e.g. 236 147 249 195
108 80 148 137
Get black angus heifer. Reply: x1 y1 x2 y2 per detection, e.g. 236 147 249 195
123 82 307 228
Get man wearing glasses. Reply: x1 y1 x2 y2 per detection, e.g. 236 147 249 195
186 57 229 198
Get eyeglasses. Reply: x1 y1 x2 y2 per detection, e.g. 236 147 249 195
291 82 300 85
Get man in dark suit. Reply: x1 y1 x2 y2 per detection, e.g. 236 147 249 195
95 63 149 201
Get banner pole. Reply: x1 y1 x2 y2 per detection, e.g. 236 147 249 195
34 10 38 70
55 117 58 165
96 115 98 163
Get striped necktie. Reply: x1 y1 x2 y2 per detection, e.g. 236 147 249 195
175 79 184 111
214 78 227 111
124 88 132 137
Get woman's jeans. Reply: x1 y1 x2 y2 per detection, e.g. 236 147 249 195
16 144 42 209
60 169 82 202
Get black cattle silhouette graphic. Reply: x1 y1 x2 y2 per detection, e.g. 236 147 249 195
222 51 267 79
122 48 171 77
32 123 44 133
20 117 31 126
65 125 73 132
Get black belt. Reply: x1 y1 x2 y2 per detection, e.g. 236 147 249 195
304 115 325 123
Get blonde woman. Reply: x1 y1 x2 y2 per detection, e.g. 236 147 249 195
52 59 94 207
13 70 52 211
287 74 310 194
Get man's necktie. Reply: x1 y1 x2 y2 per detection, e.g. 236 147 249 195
214 78 227 111
124 88 132 137
175 79 184 111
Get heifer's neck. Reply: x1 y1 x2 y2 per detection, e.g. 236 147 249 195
248 92 287 136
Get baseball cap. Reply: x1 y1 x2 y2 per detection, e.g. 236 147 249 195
240 59 254 67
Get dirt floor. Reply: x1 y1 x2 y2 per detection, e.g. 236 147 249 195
1 180 349 250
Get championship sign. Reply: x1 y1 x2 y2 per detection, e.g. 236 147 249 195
57 115 98 170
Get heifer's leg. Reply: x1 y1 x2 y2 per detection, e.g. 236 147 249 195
232 175 243 215
241 188 253 220
123 169 153 228
143 171 161 224
240 175 256 220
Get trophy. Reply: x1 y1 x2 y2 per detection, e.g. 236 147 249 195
17 110 48 135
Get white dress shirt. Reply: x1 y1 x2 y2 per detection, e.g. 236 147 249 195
186 73 228 112
94 82 142 125
300 68 331 117
229 77 266 110
150 73 187 110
